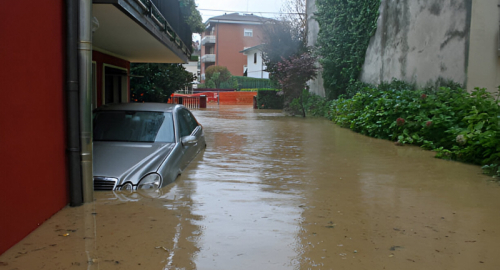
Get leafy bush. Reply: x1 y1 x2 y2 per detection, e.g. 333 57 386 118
130 63 194 102
205 66 232 88
297 80 500 177
257 90 284 109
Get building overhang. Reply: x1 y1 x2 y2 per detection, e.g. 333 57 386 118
240 44 264 55
92 0 190 63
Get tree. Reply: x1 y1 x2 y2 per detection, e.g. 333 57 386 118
130 63 195 103
261 0 316 114
179 0 205 33
274 52 318 116
205 66 232 88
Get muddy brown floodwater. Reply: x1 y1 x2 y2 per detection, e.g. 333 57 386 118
2 105 500 270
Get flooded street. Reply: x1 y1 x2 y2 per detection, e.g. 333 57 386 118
2 105 500 269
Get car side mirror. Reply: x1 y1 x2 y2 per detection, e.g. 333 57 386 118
181 135 198 146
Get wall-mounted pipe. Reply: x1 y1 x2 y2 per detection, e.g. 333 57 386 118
66 0 83 206
79 0 94 203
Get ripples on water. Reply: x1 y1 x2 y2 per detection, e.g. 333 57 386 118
1 105 499 270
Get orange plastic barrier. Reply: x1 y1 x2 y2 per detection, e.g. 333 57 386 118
219 92 257 105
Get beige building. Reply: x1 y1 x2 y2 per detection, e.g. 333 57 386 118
307 0 500 95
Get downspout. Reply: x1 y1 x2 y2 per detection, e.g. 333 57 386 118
261 52 263 78
216 21 219 65
79 0 94 203
66 0 83 206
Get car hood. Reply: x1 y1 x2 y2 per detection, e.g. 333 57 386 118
93 141 175 184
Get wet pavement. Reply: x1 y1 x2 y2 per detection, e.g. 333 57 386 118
2 105 500 269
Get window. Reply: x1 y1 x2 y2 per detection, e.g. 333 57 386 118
177 109 198 137
104 66 128 105
254 53 257 64
93 111 174 143
244 29 253 37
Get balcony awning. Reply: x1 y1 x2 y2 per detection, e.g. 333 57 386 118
92 0 190 63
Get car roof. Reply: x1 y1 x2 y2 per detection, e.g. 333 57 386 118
95 103 180 113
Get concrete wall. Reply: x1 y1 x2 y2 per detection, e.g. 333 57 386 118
467 0 500 92
360 0 472 89
306 0 325 97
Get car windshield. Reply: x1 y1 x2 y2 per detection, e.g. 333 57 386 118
93 111 174 143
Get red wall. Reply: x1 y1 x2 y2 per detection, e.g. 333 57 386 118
92 51 130 107
201 23 264 78
216 24 264 76
0 0 68 254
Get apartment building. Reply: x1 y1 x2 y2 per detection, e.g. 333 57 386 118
200 13 269 81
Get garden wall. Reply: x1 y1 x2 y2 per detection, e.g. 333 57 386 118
360 0 471 89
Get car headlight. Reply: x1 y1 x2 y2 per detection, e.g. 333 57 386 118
117 182 134 192
138 173 161 190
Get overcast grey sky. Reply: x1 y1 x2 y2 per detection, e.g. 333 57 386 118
196 0 285 22
193 0 285 41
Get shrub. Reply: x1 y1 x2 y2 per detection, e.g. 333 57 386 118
205 66 232 88
296 80 500 178
257 90 284 109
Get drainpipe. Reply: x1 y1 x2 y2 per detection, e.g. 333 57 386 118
216 21 219 66
66 0 83 206
79 0 94 203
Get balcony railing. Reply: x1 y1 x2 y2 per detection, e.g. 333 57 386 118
201 35 216 46
134 0 193 56
201 54 216 63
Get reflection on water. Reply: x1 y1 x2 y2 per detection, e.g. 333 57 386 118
1 105 500 270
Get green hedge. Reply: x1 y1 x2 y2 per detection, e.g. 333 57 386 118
241 88 281 92
257 90 284 109
297 80 500 177
232 76 276 89
211 76 276 90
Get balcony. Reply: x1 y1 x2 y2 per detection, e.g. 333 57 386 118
201 35 216 46
201 54 216 63
92 0 193 63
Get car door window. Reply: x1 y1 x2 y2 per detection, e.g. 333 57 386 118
184 110 199 132
177 110 191 137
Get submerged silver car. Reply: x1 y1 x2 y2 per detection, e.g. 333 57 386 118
92 103 206 191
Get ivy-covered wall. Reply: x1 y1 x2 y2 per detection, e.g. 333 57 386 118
360 0 471 89
315 0 380 99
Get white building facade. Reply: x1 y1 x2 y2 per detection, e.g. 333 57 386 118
240 45 269 79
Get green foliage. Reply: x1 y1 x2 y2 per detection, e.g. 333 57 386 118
205 80 216 89
297 80 500 178
179 0 204 33
241 88 281 92
257 90 284 109
233 76 275 89
291 89 336 118
205 66 232 88
130 63 195 102
315 0 381 99
273 52 318 116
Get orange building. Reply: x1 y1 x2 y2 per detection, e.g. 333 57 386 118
200 13 269 81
